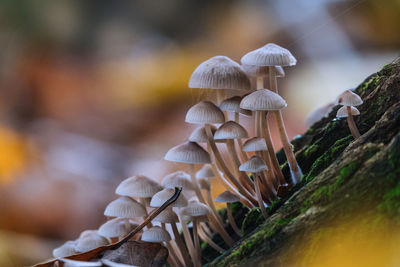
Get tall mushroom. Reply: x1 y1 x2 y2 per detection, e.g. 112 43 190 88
335 90 363 138
336 106 361 138
215 190 242 237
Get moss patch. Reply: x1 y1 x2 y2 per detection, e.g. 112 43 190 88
378 182 400 221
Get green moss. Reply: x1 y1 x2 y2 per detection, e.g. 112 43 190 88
378 182 400 221
361 75 381 92
241 208 264 236
304 144 319 158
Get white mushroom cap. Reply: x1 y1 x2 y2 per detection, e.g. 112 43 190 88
185 101 225 124
153 208 179 223
75 232 109 253
104 196 147 218
336 106 360 118
215 190 240 203
60 258 102 267
197 177 211 191
335 90 363 106
242 65 285 78
305 102 335 127
239 155 268 173
150 188 188 208
240 89 287 111
214 121 248 140
219 96 241 112
164 141 211 164
189 55 251 90
241 43 297 67
242 137 268 152
141 226 171 243
189 125 216 143
115 175 162 199
52 241 77 258
79 230 98 239
162 171 194 190
180 201 210 217
98 218 138 238
196 164 216 179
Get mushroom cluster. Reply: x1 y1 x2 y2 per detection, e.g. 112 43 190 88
335 89 363 138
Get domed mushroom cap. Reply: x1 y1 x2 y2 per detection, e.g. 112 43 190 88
240 89 287 111
335 90 363 106
197 177 211 190
52 241 77 258
150 188 188 208
75 232 109 253
242 137 268 152
162 171 194 190
305 102 335 127
336 106 360 118
116 175 162 198
189 55 251 90
164 141 211 164
196 164 216 179
215 190 240 203
242 65 285 78
214 121 248 140
219 96 241 113
98 218 138 238
239 155 268 173
60 258 103 266
79 230 98 239
180 201 210 217
153 208 179 223
185 101 225 124
241 43 297 67
188 125 224 143
104 196 146 218
141 226 171 243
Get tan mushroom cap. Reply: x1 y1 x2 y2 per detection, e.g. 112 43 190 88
214 121 248 140
215 190 240 203
241 43 297 67
180 201 210 217
141 226 171 243
52 241 77 258
239 155 268 173
162 171 194 190
240 89 287 111
189 55 251 90
335 90 363 106
336 106 360 118
104 196 147 218
116 175 162 198
98 218 138 238
242 65 285 78
75 232 109 253
242 137 268 152
196 164 216 179
197 177 211 191
305 102 335 127
153 208 179 223
164 141 211 164
185 101 225 124
150 188 188 208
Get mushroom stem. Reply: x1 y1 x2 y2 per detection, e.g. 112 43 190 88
204 187 226 232
192 218 201 266
256 76 264 89
269 67 302 184
198 225 225 253
171 222 193 267
234 112 249 162
226 203 242 237
188 164 234 246
161 224 181 267
204 124 258 206
200 222 213 237
178 215 196 267
139 197 153 229
346 106 361 138
253 173 268 219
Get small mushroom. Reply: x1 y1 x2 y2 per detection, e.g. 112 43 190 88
104 196 147 229
98 218 138 242
162 171 195 191
215 190 242 237
52 240 77 258
60 258 102 267
335 90 363 139
336 106 361 138
75 231 109 253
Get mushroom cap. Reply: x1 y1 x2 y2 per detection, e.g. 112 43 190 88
162 171 194 190
141 226 171 243
336 106 360 118
197 177 211 190
305 102 335 127
60 258 103 267
98 218 138 238
189 55 251 90
196 164 216 179
185 101 225 124
189 125 216 143
79 230 98 239
335 90 363 106
239 155 268 173
75 232 109 253
153 208 179 223
180 201 210 217
219 96 241 112
240 89 287 111
215 190 240 203
214 121 248 140
115 175 162 198
102 259 140 267
181 214 209 222
241 43 297 67
52 241 77 258
242 137 268 152
242 65 285 78
104 196 147 218
164 141 211 164
150 188 188 208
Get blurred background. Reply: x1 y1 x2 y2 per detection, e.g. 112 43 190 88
0 0 399 265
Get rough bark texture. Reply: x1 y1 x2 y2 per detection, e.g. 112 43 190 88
206 58 400 266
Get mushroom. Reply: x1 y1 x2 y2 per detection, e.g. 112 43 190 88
60 258 102 267
164 141 234 246
242 65 285 90
305 102 335 128
52 241 77 258
101 259 140 267
75 231 109 253
335 90 363 138
215 190 242 237
336 106 361 138
104 196 147 230
239 156 269 218
98 218 138 243
241 43 302 184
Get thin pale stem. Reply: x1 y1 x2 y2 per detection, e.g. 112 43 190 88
227 203 242 237
200 222 213 237
234 112 249 162
198 226 225 253
256 76 264 89
139 197 153 229
171 222 193 267
205 189 226 230
178 215 196 267
162 223 181 267
193 219 201 266
253 173 268 219
347 106 361 138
